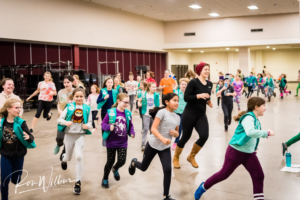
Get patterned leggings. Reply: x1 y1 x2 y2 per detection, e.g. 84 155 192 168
234 92 241 109
103 148 127 180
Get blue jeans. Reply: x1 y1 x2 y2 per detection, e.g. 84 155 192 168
1 155 24 200
174 113 182 144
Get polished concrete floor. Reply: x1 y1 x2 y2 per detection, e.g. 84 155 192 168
8 84 300 200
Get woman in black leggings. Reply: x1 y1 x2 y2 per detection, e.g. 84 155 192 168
173 62 213 169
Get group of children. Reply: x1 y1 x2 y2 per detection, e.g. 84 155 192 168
1 67 299 200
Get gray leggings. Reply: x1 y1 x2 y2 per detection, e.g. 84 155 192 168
142 115 153 147
129 95 136 112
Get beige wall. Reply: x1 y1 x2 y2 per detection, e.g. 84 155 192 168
262 51 300 81
0 0 164 51
168 50 300 83
164 13 299 49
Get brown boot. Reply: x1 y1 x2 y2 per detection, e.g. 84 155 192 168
187 143 202 168
173 146 183 169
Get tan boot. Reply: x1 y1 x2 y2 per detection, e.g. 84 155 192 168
187 143 202 168
173 146 183 169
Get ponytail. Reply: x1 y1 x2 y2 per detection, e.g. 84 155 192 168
233 97 266 122
149 93 178 120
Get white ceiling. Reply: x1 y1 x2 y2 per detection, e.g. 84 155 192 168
86 0 299 21
171 44 300 53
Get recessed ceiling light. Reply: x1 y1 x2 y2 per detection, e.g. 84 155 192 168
209 13 219 17
266 46 270 48
189 4 202 9
188 49 192 51
273 48 276 50
236 49 239 51
226 48 230 50
248 6 258 10
201 51 204 53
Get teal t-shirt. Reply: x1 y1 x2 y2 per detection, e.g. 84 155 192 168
174 89 186 114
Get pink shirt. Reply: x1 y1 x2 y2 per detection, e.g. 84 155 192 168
38 81 56 101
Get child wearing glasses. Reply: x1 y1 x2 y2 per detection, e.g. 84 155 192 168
0 99 36 200
101 93 135 189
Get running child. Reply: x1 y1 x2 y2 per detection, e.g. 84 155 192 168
97 78 118 146
136 81 147 133
138 82 160 151
246 72 256 98
279 74 291 99
0 99 36 200
54 75 74 159
125 72 138 112
256 73 265 97
194 97 275 200
217 76 236 132
232 74 244 111
58 88 93 195
87 85 100 132
129 93 180 200
101 93 135 188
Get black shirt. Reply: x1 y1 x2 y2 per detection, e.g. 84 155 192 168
220 85 234 104
0 119 34 157
184 78 213 114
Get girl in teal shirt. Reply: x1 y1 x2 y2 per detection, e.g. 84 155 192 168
194 97 275 200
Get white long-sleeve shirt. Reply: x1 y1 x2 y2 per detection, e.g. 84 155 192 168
57 105 93 134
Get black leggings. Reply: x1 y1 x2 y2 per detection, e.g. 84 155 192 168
134 143 171 196
217 97 220 106
103 148 127 180
177 108 209 148
91 110 98 128
222 103 233 131
247 86 253 98
35 100 53 118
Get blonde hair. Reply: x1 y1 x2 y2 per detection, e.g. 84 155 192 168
44 71 53 82
73 75 86 89
68 88 86 101
0 99 22 118
179 78 190 85
146 82 156 92
112 93 129 108
185 70 195 79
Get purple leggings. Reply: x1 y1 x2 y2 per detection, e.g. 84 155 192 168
204 146 264 199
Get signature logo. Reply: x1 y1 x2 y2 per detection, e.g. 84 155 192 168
9 167 76 194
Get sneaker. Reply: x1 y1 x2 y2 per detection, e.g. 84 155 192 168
281 96 283 99
61 161 67 170
295 95 298 97
91 129 96 132
60 146 66 161
282 143 287 156
163 195 176 200
135 110 139 113
101 179 109 189
47 112 53 121
54 145 60 155
73 180 81 195
225 130 228 133
112 168 120 181
141 146 145 151
129 158 137 175
289 91 291 94
194 182 206 200
274 92 276 97
29 129 33 133
172 143 177 150
238 108 241 111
